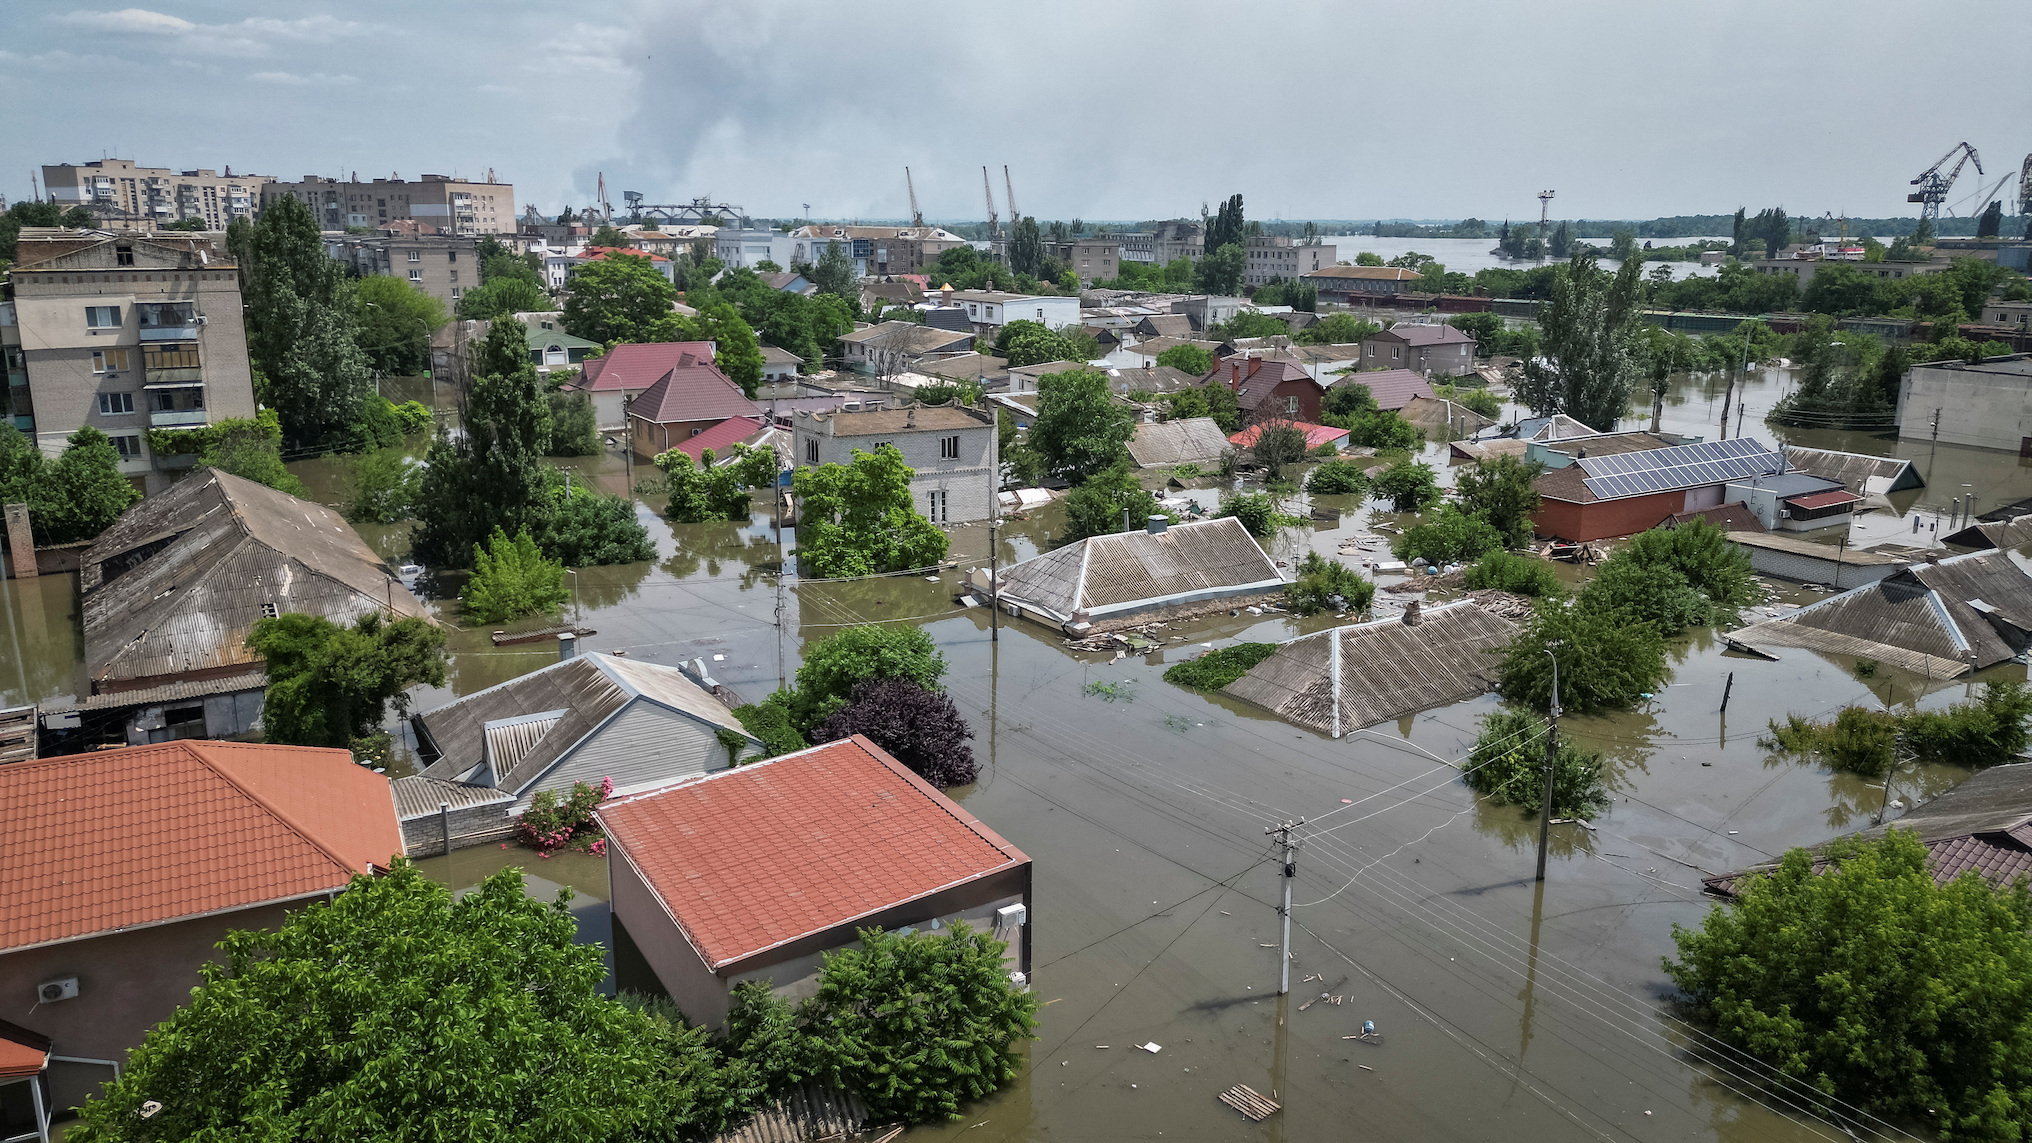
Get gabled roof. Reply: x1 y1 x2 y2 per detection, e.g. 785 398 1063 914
836 321 974 355
1518 414 1600 442
0 741 400 953
1128 418 1232 467
1947 514 2032 551
414 653 755 798
1370 324 1474 348
1221 601 1519 736
1782 446 1925 497
1662 503 1766 533
1202 357 1323 412
1135 313 1193 338
1328 368 1434 411
1230 421 1349 450
1538 437 1786 504
673 415 767 462
574 342 718 392
1113 364 1204 395
759 344 804 366
596 735 1027 970
80 470 427 687
1283 343 1368 366
1398 394 1494 436
629 355 763 426
758 271 812 293
994 516 1283 623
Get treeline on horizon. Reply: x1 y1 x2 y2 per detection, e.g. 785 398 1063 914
917 215 2012 241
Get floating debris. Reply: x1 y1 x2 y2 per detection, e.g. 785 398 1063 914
1219 1085 1282 1122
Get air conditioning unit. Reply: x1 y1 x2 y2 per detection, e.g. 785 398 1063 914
38 976 79 1003
996 903 1028 928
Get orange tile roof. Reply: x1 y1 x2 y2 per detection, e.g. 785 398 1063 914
0 1019 49 1079
0 741 403 953
596 736 1026 969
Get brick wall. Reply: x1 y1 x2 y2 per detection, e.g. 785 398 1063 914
401 801 517 857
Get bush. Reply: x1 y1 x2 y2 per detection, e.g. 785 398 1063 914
1461 550 1566 597
536 474 655 565
734 695 808 758
1601 521 1756 622
1463 708 1609 817
1341 408 1423 451
1320 383 1375 423
1392 504 1505 567
516 777 612 854
813 677 978 787
780 625 947 734
1583 556 1721 633
461 527 568 622
1155 343 1213 375
1164 642 1280 690
544 390 600 456
1904 680 2032 767
345 448 423 524
1248 420 1311 481
1285 551 1374 616
1305 458 1369 496
194 410 307 496
659 443 777 524
1215 491 1277 537
390 399 434 435
1063 465 1158 543
1371 460 1441 512
1496 598 1669 714
1454 455 1544 548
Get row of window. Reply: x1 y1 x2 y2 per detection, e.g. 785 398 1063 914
98 390 204 414
92 345 201 374
803 436 964 464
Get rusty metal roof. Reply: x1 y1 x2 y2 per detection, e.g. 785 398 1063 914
80 470 428 688
994 516 1284 623
1222 601 1517 736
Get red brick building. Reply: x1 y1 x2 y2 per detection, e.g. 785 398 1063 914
1203 355 1326 422
1531 438 1787 542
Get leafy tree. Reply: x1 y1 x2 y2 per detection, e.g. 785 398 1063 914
792 445 949 578
1355 251 1385 266
457 275 553 321
1063 464 1159 543
1209 310 1287 341
804 924 1038 1124
1600 520 1755 625
0 200 94 264
1342 408 1423 451
1371 459 1440 512
534 472 655 566
1162 383 1242 433
1548 221 1572 259
1156 343 1214 375
245 612 446 748
353 275 447 376
345 448 423 524
1028 367 1135 483
804 239 855 307
1464 708 1606 817
0 426 142 545
544 390 601 456
1296 313 1381 346
1454 455 1544 547
1305 458 1369 495
814 677 977 787
1516 252 1644 431
1206 194 1245 253
1285 551 1374 616
1462 550 1566 597
242 195 375 451
1216 490 1278 538
1979 199 2005 238
1246 417 1310 481
1665 829 2032 1142
589 223 628 248
1319 381 1376 424
691 300 765 395
1194 242 1245 296
1495 598 1668 714
1436 384 1504 419
462 527 569 622
1394 504 1505 566
1007 216 1044 277
413 319 553 567
199 410 306 496
1584 555 1725 634
732 697 808 758
69 862 687 1142
563 252 679 345
657 443 778 523
781 625 946 735
996 320 1086 368
1904 680 2032 768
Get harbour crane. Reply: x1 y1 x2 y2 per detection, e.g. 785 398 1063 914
1004 165 1019 224
1536 190 1555 246
2019 154 2032 218
1908 142 1982 223
982 166 999 237
905 167 924 228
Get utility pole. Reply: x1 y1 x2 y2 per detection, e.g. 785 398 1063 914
1535 650 1562 882
1736 400 1747 437
621 393 634 493
1267 820 1302 994
989 405 1001 643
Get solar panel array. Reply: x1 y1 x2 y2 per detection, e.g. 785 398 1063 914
1578 437 1784 501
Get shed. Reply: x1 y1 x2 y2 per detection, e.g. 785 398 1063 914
1781 446 1925 503
1726 531 1911 590
1127 418 1231 468
1220 601 1519 736
970 516 1283 632
1724 549 2032 676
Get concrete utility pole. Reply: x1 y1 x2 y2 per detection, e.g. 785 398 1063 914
1535 649 1563 883
989 405 1001 643
1268 820 1303 994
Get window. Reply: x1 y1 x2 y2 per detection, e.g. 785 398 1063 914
92 348 131 374
1285 396 1300 414
940 434 960 460
927 489 948 523
1392 347 1401 360
409 269 422 282
449 270 458 283
262 602 280 619
85 305 121 328
451 287 462 300
446 249 457 262
408 250 422 263
138 302 194 328
116 244 134 266
805 439 819 464
143 343 199 371
97 391 134 414
109 434 142 458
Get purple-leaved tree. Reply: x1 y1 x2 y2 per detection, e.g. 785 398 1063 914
813 677 978 787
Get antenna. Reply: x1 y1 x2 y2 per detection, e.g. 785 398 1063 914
1536 190 1555 246
982 166 999 237
1004 165 1019 223
905 167 923 228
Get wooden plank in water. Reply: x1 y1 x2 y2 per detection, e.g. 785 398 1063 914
1219 1084 1281 1122
489 625 596 647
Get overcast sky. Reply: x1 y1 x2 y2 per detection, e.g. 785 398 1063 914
5 1 2030 225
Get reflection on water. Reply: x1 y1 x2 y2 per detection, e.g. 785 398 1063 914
0 572 82 708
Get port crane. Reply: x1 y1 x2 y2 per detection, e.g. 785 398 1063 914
982 166 999 237
1004 166 1020 224
905 167 923 228
1908 142 1983 223
617 195 747 228
2019 154 2032 218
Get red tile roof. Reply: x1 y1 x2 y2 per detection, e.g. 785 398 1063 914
0 741 401 953
1229 421 1349 450
629 358 764 426
597 736 1027 969
1329 368 1434 411
0 1019 49 1078
675 416 766 462
573 342 718 392
1785 489 1863 511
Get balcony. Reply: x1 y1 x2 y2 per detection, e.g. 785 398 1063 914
139 323 200 342
150 409 209 428
145 365 205 385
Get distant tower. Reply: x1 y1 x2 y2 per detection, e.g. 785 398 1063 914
1537 190 1556 247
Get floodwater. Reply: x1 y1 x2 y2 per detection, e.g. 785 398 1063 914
8 363 2030 1142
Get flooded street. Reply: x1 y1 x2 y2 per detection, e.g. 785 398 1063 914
6 363 2025 1143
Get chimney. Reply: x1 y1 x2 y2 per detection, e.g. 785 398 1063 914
1401 599 1423 627
558 632 578 661
1146 514 1170 535
907 407 917 428
1228 360 1241 392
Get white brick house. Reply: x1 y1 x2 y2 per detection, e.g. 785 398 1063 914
791 403 998 524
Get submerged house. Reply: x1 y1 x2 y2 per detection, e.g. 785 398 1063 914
1725 549 2032 677
1532 437 1788 543
968 516 1284 632
1126 417 1231 469
1945 513 2032 551
1219 601 1518 736
1781 445 1924 506
398 651 762 854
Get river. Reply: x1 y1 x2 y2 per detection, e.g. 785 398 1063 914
4 365 2027 1142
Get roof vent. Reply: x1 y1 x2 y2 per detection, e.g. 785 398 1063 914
1401 599 1423 626
1147 514 1170 535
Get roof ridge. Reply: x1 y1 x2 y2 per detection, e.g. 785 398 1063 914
182 741 370 875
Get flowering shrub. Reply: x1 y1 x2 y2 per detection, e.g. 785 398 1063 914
516 776 613 854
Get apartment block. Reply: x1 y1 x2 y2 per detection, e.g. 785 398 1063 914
41 159 273 231
1119 220 1205 265
325 228 480 310
1243 236 1338 287
263 172 515 236
5 230 258 494
1046 239 1121 285
791 403 997 524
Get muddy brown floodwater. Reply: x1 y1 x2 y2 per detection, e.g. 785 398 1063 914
4 363 2026 1141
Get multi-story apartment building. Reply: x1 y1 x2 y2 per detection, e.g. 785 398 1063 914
1118 220 1205 265
1045 239 1121 285
788 225 967 276
41 159 273 231
791 403 997 524
324 226 480 310
5 230 258 494
1243 236 1338 287
263 172 515 236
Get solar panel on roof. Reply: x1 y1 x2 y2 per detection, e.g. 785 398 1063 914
1577 436 1782 501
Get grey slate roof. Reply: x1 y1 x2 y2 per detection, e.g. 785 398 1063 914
414 653 754 797
1127 418 1232 468
1221 601 1518 736
993 516 1283 624
389 774 515 820
837 321 974 355
80 469 427 688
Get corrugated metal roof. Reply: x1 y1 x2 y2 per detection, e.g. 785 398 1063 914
1782 446 1924 497
1946 514 2032 551
485 711 564 777
39 669 267 715
712 1084 870 1143
389 774 515 820
994 517 1283 624
80 470 428 687
1726 531 1908 566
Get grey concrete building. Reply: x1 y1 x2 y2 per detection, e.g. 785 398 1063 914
1360 323 1478 377
1118 220 1204 265
837 321 976 376
40 158 273 231
325 228 480 311
263 172 515 236
5 229 257 493
1243 236 1338 287
1046 238 1123 285
792 402 997 524
1897 354 2032 453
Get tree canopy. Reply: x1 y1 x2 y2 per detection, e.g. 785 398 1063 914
1516 252 1644 431
562 252 679 345
1453 455 1545 548
0 425 141 545
242 195 375 451
461 527 569 622
1027 367 1135 483
353 275 447 376
412 318 553 567
792 445 949 578
814 677 978 787
245 611 446 749
1062 464 1158 542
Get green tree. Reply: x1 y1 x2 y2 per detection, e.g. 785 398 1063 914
1305 457 1369 496
563 252 679 345
1296 313 1382 345
462 526 569 622
245 612 446 748
1454 455 1544 547
1028 367 1135 482
457 276 553 321
1342 408 1423 451
412 319 553 567
1516 252 1644 431
1371 460 1441 512
1210 311 1290 341
1156 343 1214 375
1216 490 1278 537
199 410 307 496
1461 550 1567 597
589 223 628 248
69 862 691 1143
345 448 423 524
805 924 1038 1124
1464 708 1606 816
782 624 947 734
534 473 655 566
1007 216 1044 277
1194 243 1245 296
1063 464 1159 542
1548 220 1572 259
1355 251 1385 266
811 239 859 304
1284 551 1374 616
792 445 949 578
657 443 778 523
1163 383 1242 433
1246 418 1310 481
544 390 601 456
2 426 143 545
1206 194 1245 253
1665 829 2032 1142
1979 199 2005 238
242 195 374 451
353 275 447 376
1319 381 1377 425
0 201 94 264
1596 520 1755 626
1496 598 1668 714
996 320 1084 368
1393 504 1505 566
